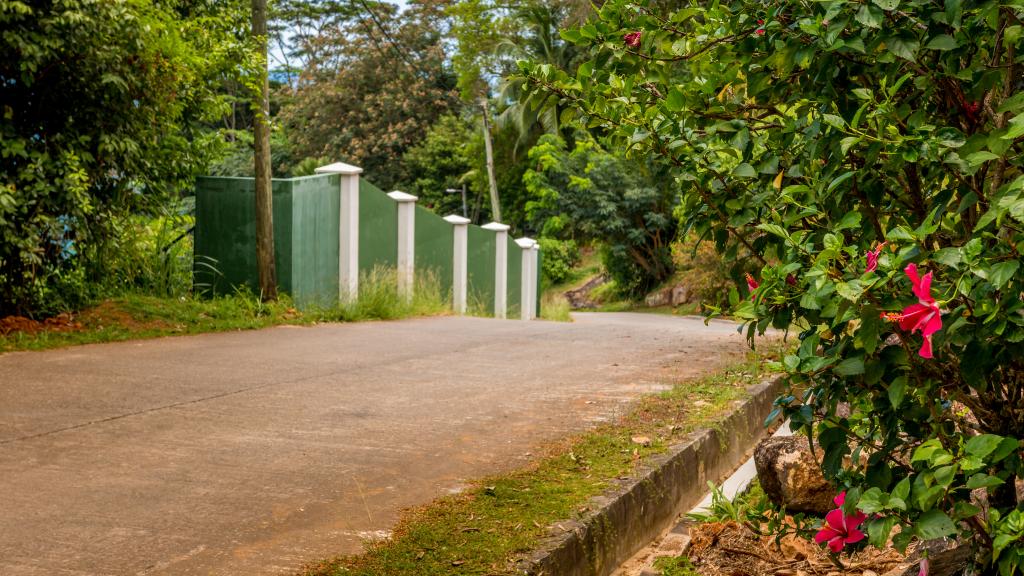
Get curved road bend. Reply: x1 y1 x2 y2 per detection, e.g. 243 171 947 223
0 312 747 575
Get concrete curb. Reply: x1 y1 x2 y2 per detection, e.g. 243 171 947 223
516 377 784 576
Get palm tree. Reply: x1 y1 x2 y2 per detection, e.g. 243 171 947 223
494 1 584 152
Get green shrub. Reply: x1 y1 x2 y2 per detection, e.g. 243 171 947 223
525 0 1024 569
538 238 580 285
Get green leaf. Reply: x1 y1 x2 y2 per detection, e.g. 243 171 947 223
826 171 855 194
835 210 862 231
840 136 861 155
914 509 957 540
888 376 907 408
965 151 1000 166
868 516 899 548
966 473 1004 490
665 88 685 111
886 36 920 61
873 0 900 9
836 280 865 302
733 163 757 178
988 261 1019 289
1004 113 1024 140
925 34 959 50
822 114 846 129
855 5 884 27
965 434 1005 458
834 356 865 376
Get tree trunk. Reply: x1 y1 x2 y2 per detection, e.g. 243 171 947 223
252 0 277 302
479 94 502 223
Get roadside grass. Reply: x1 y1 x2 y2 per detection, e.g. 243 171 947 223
0 267 449 354
539 292 572 322
302 345 783 576
653 556 699 576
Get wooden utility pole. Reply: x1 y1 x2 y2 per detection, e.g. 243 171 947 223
252 0 277 301
479 94 502 223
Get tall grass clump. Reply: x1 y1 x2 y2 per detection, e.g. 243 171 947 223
539 292 571 322
328 266 448 322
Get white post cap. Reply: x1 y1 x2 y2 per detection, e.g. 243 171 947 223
481 222 511 232
387 191 418 203
315 162 363 175
443 215 471 225
515 237 536 249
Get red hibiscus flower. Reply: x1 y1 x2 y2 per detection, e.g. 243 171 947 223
814 492 867 553
865 242 886 273
895 263 943 358
755 28 765 35
623 31 642 48
745 273 759 301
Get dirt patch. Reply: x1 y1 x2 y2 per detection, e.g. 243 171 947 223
1 301 170 338
75 301 170 332
687 521 905 576
0 313 83 336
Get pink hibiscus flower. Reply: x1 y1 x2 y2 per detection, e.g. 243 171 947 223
814 492 867 553
896 263 942 358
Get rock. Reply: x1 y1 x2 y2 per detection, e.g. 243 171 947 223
671 285 691 306
881 538 971 576
563 274 607 309
631 436 652 447
645 288 672 307
753 435 836 515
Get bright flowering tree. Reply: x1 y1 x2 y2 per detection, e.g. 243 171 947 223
520 0 1024 571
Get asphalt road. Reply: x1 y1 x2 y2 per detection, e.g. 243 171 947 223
0 312 747 575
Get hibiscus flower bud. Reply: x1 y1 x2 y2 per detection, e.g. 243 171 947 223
623 31 642 48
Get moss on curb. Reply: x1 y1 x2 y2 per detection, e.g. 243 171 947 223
302 346 784 576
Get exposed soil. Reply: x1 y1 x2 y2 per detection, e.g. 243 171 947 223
686 521 906 576
0 313 83 336
0 301 169 338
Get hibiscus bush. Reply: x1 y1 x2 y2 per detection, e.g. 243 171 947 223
521 0 1024 572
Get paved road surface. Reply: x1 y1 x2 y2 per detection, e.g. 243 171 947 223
0 312 747 575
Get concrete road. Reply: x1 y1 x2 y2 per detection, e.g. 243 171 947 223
0 313 747 576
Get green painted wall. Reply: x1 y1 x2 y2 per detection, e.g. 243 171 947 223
507 236 522 318
359 180 398 272
194 172 534 318
193 174 339 307
194 176 294 297
414 204 453 298
289 175 341 307
466 225 496 315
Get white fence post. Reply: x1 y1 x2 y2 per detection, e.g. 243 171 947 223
387 191 418 301
315 162 362 302
515 237 536 320
444 215 471 314
482 222 510 319
531 243 541 320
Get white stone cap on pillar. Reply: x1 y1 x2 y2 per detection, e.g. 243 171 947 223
515 237 536 249
387 191 418 203
481 222 511 232
314 162 363 175
443 215 471 225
